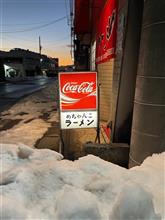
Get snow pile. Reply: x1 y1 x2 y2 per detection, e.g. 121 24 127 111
56 186 101 220
110 183 161 220
0 143 164 220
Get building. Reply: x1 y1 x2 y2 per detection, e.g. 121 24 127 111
74 0 165 167
0 48 59 81
41 57 59 77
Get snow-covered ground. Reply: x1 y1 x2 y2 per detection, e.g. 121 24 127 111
0 81 59 147
0 143 164 220
0 81 164 219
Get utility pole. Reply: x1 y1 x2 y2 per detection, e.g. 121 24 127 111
69 0 74 59
39 36 42 55
39 36 42 75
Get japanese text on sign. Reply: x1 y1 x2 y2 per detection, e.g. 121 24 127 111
60 111 97 129
96 0 117 64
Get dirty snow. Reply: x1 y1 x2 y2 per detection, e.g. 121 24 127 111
0 81 59 147
0 143 164 220
0 80 164 219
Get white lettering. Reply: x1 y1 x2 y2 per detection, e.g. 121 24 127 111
62 82 94 94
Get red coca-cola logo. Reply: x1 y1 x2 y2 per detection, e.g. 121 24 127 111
59 72 97 110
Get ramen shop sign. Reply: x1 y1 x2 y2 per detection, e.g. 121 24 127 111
59 72 98 129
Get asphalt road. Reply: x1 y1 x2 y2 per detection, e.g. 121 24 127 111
0 76 57 112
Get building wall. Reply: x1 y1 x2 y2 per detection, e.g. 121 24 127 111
74 34 91 71
90 40 96 71
112 0 143 143
111 0 128 138
89 36 114 122
98 60 114 122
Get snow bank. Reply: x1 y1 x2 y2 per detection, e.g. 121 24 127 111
110 183 161 220
56 186 101 220
0 143 164 220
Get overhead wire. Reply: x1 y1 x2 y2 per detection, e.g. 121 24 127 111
4 34 37 43
44 36 70 45
1 1 72 61
69 0 74 58
2 34 70 56
1 0 3 48
65 0 70 26
4 34 70 45
1 36 35 50
1 16 66 33
2 19 65 26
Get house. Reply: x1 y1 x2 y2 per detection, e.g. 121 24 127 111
0 48 59 80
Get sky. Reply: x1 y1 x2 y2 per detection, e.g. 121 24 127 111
0 0 73 66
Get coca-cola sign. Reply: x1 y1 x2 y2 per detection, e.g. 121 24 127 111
62 82 94 94
59 72 97 111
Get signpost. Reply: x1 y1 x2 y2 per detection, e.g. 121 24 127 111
59 72 98 130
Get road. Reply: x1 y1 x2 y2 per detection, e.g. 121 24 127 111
0 76 57 112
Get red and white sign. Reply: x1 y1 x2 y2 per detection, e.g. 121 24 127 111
59 72 97 111
59 72 98 129
96 0 117 64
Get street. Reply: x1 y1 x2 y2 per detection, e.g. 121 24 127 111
0 76 57 112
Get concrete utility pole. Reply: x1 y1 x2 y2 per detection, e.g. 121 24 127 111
129 0 165 167
39 36 42 55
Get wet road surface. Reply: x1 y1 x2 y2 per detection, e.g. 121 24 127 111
0 76 57 112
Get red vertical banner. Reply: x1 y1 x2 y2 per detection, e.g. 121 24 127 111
96 0 117 64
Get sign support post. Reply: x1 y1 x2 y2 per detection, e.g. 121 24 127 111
59 128 64 155
95 83 101 143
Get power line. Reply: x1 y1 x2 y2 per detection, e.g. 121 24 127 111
1 0 3 48
1 36 37 50
1 16 66 34
2 19 65 26
69 0 73 16
5 34 37 43
2 33 70 52
65 0 70 26
44 35 70 45
69 0 74 58
4 34 69 45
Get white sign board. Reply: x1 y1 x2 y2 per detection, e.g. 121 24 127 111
60 111 97 129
